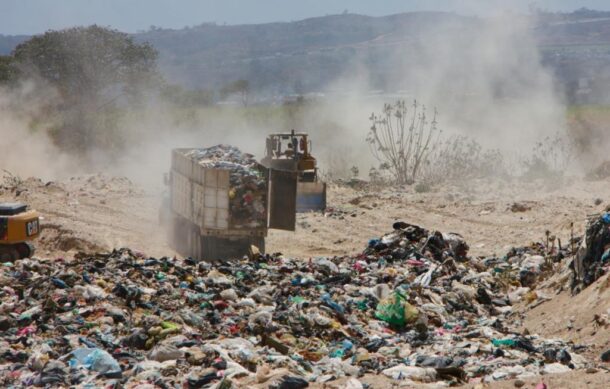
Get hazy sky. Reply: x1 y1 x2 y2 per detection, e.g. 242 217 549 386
2 0 610 35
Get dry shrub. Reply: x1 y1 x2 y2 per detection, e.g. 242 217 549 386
367 100 441 185
420 135 507 185
566 105 610 163
366 100 509 187
520 130 574 180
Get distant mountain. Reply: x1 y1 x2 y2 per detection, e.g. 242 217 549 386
0 34 28 55
2 11 610 102
0 12 475 94
536 9 610 46
134 12 473 94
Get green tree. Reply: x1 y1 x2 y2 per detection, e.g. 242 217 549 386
0 56 17 84
10 25 158 153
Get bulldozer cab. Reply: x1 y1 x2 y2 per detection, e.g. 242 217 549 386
265 131 309 160
262 130 317 181
261 130 327 212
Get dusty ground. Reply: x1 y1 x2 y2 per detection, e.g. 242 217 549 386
1 172 609 387
270 176 608 259
317 369 609 389
0 174 170 258
3 173 606 260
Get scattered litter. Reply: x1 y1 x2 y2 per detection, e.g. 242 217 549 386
0 220 595 387
510 202 531 213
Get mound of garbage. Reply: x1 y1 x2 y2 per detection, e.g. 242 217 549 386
572 212 610 293
0 222 597 388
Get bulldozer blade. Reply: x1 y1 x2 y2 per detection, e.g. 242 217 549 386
296 182 327 212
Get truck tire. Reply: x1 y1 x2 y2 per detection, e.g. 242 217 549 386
189 227 202 260
197 236 265 261
168 214 179 251
168 214 194 258
201 236 220 261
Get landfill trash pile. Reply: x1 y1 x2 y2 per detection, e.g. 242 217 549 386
572 212 610 293
185 145 266 228
0 222 595 388
487 241 569 291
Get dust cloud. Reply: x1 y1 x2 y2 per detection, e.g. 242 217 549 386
0 83 82 181
327 10 567 166
0 7 584 188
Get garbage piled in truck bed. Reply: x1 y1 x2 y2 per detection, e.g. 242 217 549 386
0 221 596 388
184 145 259 174
184 145 267 229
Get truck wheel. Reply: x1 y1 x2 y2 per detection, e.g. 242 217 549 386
169 215 190 257
202 236 239 261
168 215 179 251
189 228 202 260
200 236 263 261
201 236 218 261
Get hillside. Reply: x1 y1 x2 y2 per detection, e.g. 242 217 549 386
134 12 472 93
3 10 610 100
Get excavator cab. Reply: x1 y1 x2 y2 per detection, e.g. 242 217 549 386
261 130 327 212
0 203 39 260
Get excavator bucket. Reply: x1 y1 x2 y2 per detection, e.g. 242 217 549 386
297 182 327 212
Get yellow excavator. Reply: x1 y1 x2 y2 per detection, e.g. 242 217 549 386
260 130 327 211
0 203 40 261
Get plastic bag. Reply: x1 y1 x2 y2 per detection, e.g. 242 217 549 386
276 375 309 389
375 290 418 328
70 348 122 377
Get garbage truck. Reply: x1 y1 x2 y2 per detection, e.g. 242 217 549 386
163 145 297 260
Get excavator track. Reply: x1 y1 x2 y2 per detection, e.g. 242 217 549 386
0 242 35 261
0 245 19 261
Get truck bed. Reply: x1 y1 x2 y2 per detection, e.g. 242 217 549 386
170 148 268 236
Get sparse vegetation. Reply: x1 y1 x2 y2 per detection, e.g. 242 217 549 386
367 100 441 185
367 100 510 187
421 135 507 184
521 130 575 180
414 181 431 193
